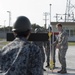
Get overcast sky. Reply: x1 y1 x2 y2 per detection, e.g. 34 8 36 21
0 0 75 27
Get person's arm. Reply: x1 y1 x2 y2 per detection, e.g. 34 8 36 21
52 39 58 46
0 43 17 73
0 46 10 72
29 45 43 75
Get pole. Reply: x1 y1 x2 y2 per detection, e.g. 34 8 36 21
4 20 6 33
47 4 52 75
43 12 49 29
50 4 52 25
49 4 54 72
4 20 6 38
7 11 11 32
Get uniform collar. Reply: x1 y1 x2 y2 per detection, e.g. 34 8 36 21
15 37 28 42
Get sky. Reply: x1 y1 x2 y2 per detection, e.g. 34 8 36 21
0 0 75 27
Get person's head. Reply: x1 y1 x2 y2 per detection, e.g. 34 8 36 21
48 26 52 32
12 16 31 38
56 23 62 31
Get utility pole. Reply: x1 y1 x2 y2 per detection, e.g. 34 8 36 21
43 12 49 29
7 11 11 32
49 3 55 73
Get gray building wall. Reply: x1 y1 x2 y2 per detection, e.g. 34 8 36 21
0 31 9 39
51 22 75 42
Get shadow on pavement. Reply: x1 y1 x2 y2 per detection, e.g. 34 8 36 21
44 67 75 75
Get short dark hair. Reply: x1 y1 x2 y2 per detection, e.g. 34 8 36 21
56 23 62 28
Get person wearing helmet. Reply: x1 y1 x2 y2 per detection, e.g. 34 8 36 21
45 26 57 69
0 16 43 75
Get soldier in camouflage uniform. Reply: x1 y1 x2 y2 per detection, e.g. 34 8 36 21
45 27 56 69
54 23 68 74
0 16 43 75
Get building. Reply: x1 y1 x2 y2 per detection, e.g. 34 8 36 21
51 22 75 42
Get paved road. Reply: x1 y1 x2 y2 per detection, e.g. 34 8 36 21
0 39 6 47
44 46 75 75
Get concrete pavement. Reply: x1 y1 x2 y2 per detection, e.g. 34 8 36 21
44 46 75 75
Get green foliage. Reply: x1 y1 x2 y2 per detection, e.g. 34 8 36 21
0 26 12 32
31 23 47 33
68 42 75 46
0 24 47 33
31 24 41 32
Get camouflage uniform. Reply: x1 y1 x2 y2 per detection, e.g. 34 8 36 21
0 37 43 75
34 28 46 70
56 29 68 70
34 42 45 63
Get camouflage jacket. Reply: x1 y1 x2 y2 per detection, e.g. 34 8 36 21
0 37 43 75
56 30 68 49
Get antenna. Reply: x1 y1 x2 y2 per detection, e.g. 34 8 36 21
54 0 75 22
65 0 75 22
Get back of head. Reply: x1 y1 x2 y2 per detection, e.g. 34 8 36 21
12 16 31 32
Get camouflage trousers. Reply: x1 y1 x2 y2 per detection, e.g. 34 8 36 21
46 46 56 66
39 46 45 63
58 48 67 70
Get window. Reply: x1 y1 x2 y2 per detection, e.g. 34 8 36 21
70 30 73 36
66 30 69 36
73 29 75 35
69 29 75 36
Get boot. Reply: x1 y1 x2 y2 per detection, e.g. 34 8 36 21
57 69 67 74
57 69 63 73
60 70 67 74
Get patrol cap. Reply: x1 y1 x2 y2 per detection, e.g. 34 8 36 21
12 16 31 32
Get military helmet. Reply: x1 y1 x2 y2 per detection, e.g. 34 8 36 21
35 28 42 33
48 26 52 31
12 16 31 32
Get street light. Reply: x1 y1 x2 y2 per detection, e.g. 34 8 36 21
4 20 6 33
49 4 55 72
7 11 11 32
50 4 52 25
3 20 6 38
